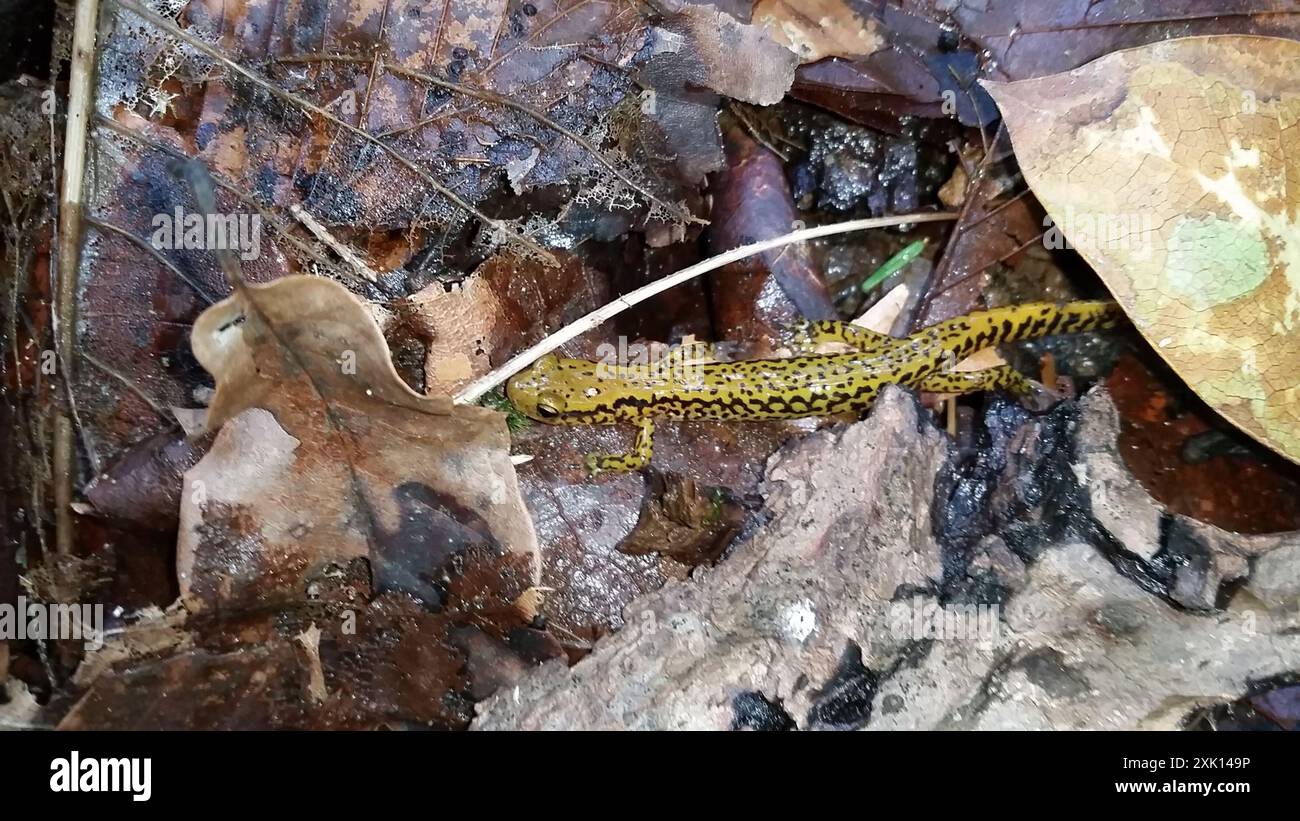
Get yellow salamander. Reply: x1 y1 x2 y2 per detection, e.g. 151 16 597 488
507 301 1123 473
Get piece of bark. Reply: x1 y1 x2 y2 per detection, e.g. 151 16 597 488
474 386 1300 730
872 541 1300 730
473 387 950 729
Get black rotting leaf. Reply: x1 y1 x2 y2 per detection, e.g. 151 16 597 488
934 397 1175 605
730 691 797 731
807 643 879 731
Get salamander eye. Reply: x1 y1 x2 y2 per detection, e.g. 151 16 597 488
536 403 560 419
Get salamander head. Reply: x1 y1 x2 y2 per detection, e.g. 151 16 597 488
507 353 625 424
506 354 568 422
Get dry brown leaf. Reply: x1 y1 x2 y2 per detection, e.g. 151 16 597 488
407 251 609 394
619 473 743 566
675 3 801 105
180 275 538 610
987 35 1300 464
754 0 886 63
853 282 908 334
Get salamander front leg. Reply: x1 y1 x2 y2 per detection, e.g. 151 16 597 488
585 418 655 476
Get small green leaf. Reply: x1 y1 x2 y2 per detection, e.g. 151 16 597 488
862 239 927 293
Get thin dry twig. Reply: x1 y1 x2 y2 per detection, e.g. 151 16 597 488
455 211 959 403
727 102 789 162
53 0 102 554
909 125 1006 330
84 216 219 304
82 351 171 420
288 203 381 281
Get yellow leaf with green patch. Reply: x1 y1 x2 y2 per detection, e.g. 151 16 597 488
985 35 1300 464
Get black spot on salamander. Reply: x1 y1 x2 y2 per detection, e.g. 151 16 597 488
608 395 654 412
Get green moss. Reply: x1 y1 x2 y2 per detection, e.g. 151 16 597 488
478 387 530 433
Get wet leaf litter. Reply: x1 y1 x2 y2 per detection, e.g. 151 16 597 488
2 0 1299 730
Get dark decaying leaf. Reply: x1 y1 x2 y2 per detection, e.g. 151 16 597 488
774 2 1300 136
82 428 210 533
140 0 798 233
784 2 1000 130
176 0 680 227
913 0 1300 81
709 123 833 351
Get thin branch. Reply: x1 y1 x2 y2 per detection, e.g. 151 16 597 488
84 216 219 304
288 203 380 281
53 0 102 554
110 0 557 264
455 211 959 403
940 228 1049 295
359 0 393 129
270 54 369 66
727 103 789 162
82 352 171 420
909 125 1005 330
